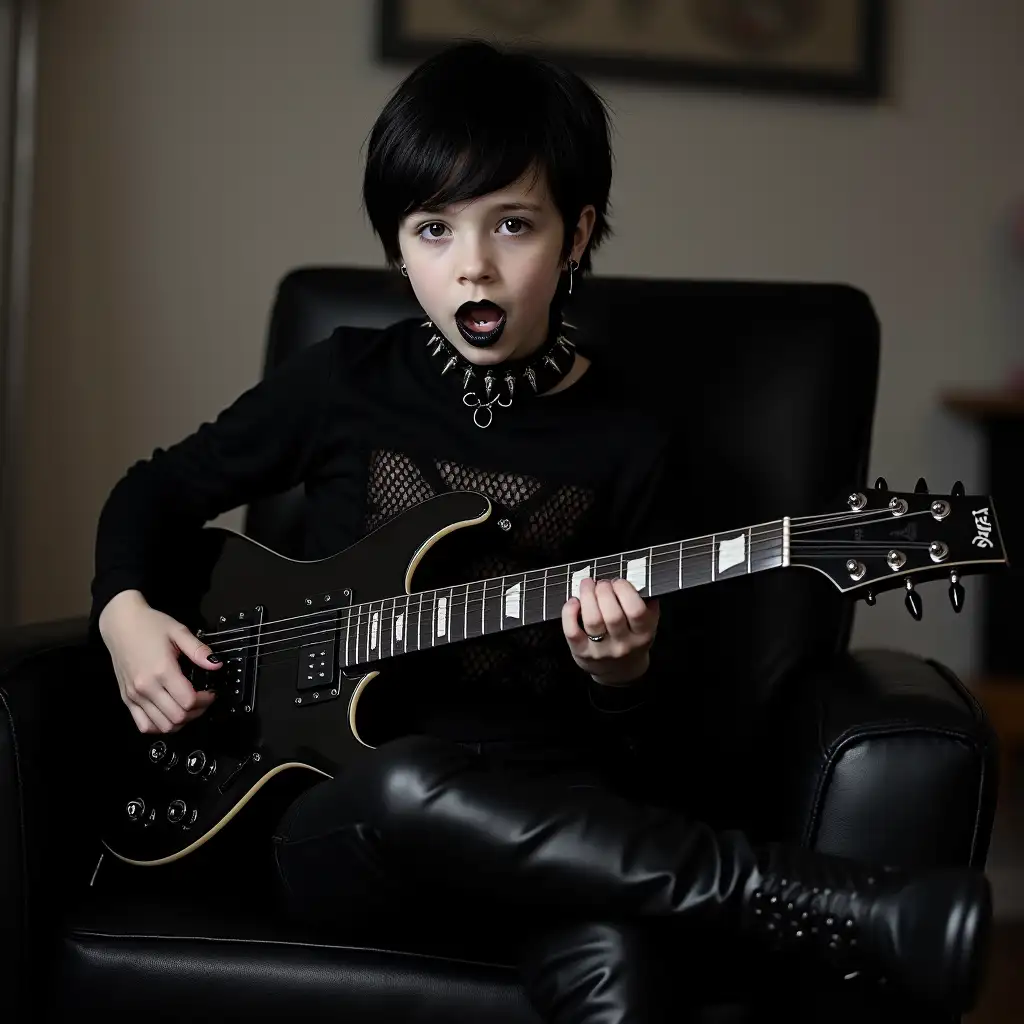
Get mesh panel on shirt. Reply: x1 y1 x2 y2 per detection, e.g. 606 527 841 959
363 448 598 701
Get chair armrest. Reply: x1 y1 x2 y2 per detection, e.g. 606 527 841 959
0 614 90 670
758 648 999 871
0 633 115 1009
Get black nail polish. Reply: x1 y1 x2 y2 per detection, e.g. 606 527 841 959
207 654 222 664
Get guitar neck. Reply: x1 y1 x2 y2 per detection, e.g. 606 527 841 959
340 518 789 670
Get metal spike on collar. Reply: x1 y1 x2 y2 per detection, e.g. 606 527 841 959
463 367 475 389
543 353 561 373
484 374 495 398
504 373 515 397
441 356 458 375
525 367 538 392
426 332 441 348
432 339 445 357
557 334 575 352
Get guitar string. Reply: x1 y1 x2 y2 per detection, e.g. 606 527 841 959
204 536 930 657
204 541 952 665
198 507 940 646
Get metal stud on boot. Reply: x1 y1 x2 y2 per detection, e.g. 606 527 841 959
743 844 992 1014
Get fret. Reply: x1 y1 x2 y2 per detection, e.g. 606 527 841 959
463 582 470 641
480 579 488 637
648 543 675 597
400 595 409 654
389 597 396 659
417 592 423 651
542 568 548 622
593 554 620 584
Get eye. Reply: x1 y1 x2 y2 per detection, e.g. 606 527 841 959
417 222 449 242
500 217 529 235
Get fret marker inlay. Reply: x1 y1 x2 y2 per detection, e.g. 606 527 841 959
571 565 592 598
396 613 404 642
504 582 521 619
718 533 745 574
625 557 648 594
370 611 379 651
436 597 447 637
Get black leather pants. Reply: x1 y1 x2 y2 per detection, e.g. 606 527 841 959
271 734 752 1024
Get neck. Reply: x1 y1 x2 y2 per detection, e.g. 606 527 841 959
334 516 789 669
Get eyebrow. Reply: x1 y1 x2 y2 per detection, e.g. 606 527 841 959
409 199 544 218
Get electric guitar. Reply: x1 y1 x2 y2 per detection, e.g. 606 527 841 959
101 481 1009 867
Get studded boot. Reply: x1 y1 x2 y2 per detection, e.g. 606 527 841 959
742 843 992 1012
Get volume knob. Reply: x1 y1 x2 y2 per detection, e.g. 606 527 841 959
126 798 146 822
186 750 207 775
167 799 187 824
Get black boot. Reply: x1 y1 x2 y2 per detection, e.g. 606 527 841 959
340 736 993 1014
743 843 992 1013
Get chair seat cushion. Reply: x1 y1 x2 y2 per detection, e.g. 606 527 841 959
51 886 759 1022
53 888 539 1022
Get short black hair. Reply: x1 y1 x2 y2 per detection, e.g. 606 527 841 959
362 40 613 275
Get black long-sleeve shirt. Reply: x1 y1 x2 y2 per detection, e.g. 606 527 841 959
91 316 674 753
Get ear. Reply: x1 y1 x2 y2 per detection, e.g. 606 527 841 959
570 204 597 262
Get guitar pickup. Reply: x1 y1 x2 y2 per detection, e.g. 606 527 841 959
297 638 336 691
187 606 264 715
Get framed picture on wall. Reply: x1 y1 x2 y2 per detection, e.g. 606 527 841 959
378 0 887 102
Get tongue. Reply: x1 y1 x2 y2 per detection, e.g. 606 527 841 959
460 306 503 332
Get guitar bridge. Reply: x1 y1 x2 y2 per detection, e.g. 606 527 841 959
190 605 264 715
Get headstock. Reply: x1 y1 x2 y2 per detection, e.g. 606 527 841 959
789 478 1009 619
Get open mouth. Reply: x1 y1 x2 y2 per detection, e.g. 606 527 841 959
455 300 507 348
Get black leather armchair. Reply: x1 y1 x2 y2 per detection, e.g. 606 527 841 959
0 269 999 1022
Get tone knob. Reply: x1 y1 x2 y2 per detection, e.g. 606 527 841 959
166 799 187 824
186 750 207 775
126 798 146 822
148 740 168 764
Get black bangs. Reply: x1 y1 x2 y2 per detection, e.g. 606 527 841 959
362 40 613 275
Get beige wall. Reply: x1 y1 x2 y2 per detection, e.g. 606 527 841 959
18 0 1024 685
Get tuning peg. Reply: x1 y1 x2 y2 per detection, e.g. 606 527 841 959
904 580 923 620
875 476 887 490
949 571 965 613
915 477 929 493
952 480 964 497
864 589 876 606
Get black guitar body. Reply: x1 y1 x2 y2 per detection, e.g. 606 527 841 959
102 490 492 867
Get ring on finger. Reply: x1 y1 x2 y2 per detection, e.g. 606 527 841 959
586 632 606 642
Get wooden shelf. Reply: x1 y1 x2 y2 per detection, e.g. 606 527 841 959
942 391 1024 420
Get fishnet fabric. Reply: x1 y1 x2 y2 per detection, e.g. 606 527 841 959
364 448 597 699
364 450 436 534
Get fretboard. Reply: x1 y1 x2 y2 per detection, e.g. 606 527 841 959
339 518 789 670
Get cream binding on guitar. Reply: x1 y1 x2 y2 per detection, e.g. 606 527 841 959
101 480 1009 866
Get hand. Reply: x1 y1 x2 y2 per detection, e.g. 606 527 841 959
98 589 221 734
561 578 659 686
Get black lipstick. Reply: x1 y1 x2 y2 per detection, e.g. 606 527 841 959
454 299 507 348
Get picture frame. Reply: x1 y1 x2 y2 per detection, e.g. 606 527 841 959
378 0 887 102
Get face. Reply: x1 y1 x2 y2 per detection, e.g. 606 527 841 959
397 167 595 366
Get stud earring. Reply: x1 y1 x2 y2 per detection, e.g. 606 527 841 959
400 264 409 277
566 258 579 295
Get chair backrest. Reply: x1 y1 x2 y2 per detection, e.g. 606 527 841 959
245 267 880 778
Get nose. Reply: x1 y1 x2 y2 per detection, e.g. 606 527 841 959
456 234 496 286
